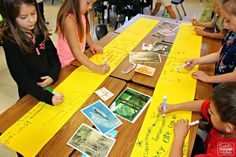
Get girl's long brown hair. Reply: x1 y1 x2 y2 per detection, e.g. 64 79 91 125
0 0 48 53
56 0 93 41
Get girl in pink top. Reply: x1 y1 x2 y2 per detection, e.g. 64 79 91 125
56 0 110 74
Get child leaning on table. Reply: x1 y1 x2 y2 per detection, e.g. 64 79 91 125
192 0 227 40
186 0 236 85
158 83 236 157
0 0 64 105
56 0 110 74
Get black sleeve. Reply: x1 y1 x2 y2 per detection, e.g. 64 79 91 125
45 38 61 83
3 38 54 105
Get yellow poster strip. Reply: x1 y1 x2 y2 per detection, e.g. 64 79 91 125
131 24 202 157
0 18 159 157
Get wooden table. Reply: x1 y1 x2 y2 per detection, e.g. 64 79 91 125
0 75 126 156
0 65 77 133
39 77 126 156
0 14 220 157
130 35 167 87
69 83 199 157
113 14 222 100
131 35 221 95
70 82 154 157
0 78 199 157
111 14 182 83
109 33 167 82
111 16 172 81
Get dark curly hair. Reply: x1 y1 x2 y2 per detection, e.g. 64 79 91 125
212 82 236 125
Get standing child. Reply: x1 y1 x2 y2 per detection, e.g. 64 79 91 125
185 0 236 84
151 0 176 19
56 0 110 74
158 83 236 156
192 0 227 39
0 0 63 105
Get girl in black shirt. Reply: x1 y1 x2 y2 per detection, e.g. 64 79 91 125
0 0 64 105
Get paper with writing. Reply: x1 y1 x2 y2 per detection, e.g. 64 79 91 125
0 18 159 157
131 24 202 157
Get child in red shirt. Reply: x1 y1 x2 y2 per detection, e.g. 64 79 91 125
159 83 236 156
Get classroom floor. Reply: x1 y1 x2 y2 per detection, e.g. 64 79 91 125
0 0 205 156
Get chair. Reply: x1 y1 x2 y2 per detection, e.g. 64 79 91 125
171 0 186 20
107 0 120 24
107 0 138 24
111 0 139 29
93 0 107 24
140 0 153 13
114 8 136 29
95 24 108 40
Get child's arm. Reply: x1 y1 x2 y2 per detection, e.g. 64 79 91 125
170 120 190 157
185 50 221 71
192 19 214 28
86 32 103 54
195 29 227 39
192 68 236 83
158 100 204 114
63 16 109 74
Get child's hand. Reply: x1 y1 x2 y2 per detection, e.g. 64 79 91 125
192 71 210 83
184 59 198 71
192 18 200 26
103 63 110 73
194 28 205 36
52 94 64 106
173 119 190 140
97 64 110 74
37 76 53 87
90 45 103 54
158 104 176 114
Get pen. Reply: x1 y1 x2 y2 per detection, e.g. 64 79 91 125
104 58 108 65
162 96 167 117
188 120 199 126
176 61 191 71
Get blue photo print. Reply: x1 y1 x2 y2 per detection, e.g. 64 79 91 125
81 100 122 134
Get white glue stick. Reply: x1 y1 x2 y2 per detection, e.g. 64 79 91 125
188 120 199 126
176 61 191 71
